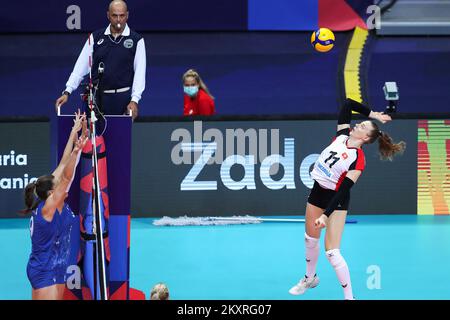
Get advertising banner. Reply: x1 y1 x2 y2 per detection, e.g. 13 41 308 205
131 119 417 217
0 121 50 218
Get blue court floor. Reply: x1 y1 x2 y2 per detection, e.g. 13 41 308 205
1 215 449 300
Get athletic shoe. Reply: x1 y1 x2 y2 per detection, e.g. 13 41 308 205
288 275 320 295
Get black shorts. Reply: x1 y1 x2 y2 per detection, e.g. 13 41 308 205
307 181 350 211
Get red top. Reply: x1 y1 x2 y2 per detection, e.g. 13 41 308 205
183 89 215 116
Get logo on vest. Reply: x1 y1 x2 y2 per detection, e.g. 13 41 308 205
97 38 104 45
124 39 134 49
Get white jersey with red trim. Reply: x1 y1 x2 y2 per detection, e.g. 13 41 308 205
310 133 365 191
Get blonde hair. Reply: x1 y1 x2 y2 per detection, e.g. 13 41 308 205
150 283 169 300
182 69 214 99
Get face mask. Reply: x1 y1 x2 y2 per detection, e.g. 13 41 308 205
184 86 199 97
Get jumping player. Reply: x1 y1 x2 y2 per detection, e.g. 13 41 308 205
23 111 87 300
289 99 405 300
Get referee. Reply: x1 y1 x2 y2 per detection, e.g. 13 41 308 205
55 0 146 120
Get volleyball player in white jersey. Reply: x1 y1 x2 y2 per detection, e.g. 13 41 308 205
289 98 405 300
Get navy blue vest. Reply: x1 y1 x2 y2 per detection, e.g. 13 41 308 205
91 28 142 90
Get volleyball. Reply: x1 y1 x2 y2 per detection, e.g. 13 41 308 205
311 28 335 52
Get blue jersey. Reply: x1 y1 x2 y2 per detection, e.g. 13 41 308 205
27 201 78 289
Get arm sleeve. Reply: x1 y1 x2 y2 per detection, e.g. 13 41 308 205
65 34 93 94
131 38 146 104
338 98 372 125
323 177 354 217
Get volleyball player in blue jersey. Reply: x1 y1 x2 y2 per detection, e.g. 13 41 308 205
23 111 87 300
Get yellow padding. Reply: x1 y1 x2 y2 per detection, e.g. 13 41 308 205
343 27 369 104
345 49 362 71
349 27 369 49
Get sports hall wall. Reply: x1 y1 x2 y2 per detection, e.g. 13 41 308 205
1 0 364 32
1 34 449 118
1 118 448 218
0 1 449 218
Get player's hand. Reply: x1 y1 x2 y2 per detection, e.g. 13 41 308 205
126 101 139 121
55 94 69 113
71 109 86 134
370 111 392 124
377 112 392 124
81 115 88 138
314 214 328 229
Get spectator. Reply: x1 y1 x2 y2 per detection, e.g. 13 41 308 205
183 69 215 116
150 283 169 300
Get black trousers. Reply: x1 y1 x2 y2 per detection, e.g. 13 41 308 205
307 181 350 211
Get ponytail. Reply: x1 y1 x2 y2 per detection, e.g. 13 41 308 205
377 131 406 161
20 175 54 215
368 121 406 161
20 181 38 215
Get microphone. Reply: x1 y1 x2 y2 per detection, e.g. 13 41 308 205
96 62 105 114
98 62 105 74
117 23 121 29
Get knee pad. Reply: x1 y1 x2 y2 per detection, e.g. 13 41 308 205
325 249 347 269
305 232 319 249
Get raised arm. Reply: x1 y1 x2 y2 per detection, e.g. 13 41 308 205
337 99 371 133
42 135 88 222
337 98 391 134
52 110 86 180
